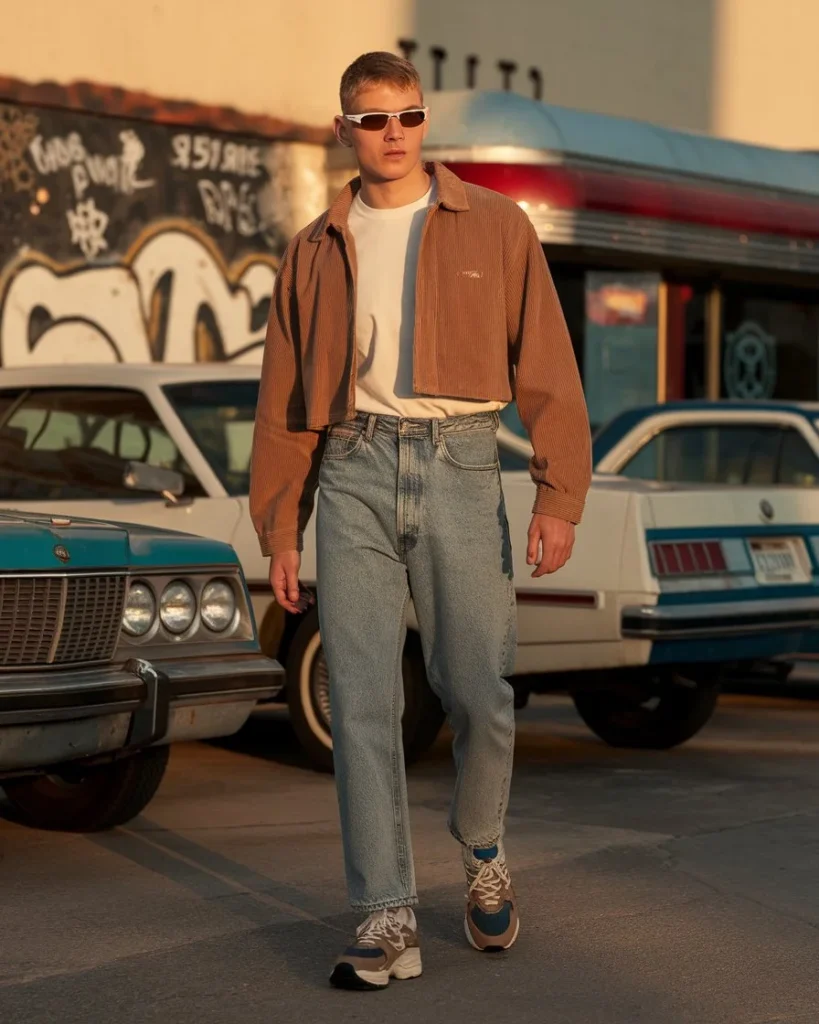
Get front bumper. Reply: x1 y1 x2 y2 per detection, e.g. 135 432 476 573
622 596 819 639
0 654 283 773
0 653 283 726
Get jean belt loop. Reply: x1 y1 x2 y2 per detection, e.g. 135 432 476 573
492 410 500 430
365 414 377 442
432 418 440 446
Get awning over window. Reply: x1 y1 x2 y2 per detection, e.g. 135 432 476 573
424 91 819 273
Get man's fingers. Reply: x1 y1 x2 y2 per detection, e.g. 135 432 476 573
528 516 576 575
272 576 295 612
531 540 574 577
269 552 304 615
526 526 540 566
285 567 300 605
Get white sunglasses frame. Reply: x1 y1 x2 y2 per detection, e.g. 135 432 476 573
341 107 429 131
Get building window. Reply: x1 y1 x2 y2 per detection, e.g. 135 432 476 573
582 271 660 430
721 284 819 402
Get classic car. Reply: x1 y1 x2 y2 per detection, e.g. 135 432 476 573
499 398 819 486
0 485 282 831
2 365 819 772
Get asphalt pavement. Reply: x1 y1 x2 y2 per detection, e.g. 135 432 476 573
2 692 819 1024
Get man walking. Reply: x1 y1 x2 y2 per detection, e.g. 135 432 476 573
250 51 591 989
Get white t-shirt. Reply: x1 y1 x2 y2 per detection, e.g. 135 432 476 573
348 180 505 419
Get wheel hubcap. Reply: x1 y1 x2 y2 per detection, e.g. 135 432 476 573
311 648 333 732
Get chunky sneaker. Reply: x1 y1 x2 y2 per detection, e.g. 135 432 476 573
330 906 422 990
463 845 520 952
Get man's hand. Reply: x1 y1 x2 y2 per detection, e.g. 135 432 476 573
526 514 575 577
269 550 315 614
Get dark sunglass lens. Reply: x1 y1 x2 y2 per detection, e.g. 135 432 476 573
360 113 389 131
399 110 426 128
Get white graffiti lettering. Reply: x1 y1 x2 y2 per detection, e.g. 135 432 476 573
198 179 261 236
28 128 155 199
171 133 262 178
29 131 87 174
0 225 276 367
66 198 109 259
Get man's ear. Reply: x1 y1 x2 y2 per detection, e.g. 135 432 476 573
334 116 353 148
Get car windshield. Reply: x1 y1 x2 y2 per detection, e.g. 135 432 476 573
164 380 260 496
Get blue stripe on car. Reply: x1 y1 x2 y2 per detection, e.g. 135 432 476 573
648 632 819 664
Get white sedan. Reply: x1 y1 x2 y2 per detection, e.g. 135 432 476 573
2 364 819 770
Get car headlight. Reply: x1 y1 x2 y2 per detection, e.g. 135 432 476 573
159 581 196 635
200 579 236 632
122 582 156 637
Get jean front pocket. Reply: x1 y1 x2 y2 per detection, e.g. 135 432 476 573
439 428 499 471
323 425 365 461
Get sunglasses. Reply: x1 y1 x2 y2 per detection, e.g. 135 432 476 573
342 107 428 132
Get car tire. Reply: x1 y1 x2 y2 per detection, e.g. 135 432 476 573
285 607 445 773
572 673 720 749
2 745 170 832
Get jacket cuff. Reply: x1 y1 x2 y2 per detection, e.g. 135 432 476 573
531 486 585 524
259 530 303 557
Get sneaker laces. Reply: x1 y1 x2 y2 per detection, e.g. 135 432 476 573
470 858 511 910
356 908 406 948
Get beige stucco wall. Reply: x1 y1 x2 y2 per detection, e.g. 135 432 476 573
2 0 818 148
712 0 819 148
0 0 414 127
412 0 716 134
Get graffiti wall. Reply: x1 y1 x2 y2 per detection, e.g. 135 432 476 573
0 100 323 366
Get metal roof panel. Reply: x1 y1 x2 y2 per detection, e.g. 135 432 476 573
425 91 819 198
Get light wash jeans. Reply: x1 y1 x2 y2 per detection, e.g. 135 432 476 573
316 411 517 912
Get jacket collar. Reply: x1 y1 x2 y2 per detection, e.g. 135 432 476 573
310 161 469 241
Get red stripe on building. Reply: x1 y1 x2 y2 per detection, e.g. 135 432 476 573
445 162 819 241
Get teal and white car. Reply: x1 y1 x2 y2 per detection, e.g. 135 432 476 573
0 494 282 831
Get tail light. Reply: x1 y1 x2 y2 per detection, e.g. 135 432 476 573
649 540 727 577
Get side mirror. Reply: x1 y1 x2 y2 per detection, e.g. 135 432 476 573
123 461 185 500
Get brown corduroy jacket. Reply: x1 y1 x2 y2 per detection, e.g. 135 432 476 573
250 162 591 557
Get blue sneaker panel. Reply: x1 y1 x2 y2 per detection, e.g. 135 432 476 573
470 902 513 937
472 845 499 862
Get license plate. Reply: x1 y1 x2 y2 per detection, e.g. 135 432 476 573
748 537 810 585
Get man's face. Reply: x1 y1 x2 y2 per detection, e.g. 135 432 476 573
335 82 428 183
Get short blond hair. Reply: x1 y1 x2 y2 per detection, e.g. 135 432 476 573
339 51 423 112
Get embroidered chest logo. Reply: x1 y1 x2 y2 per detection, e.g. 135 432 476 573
459 270 483 279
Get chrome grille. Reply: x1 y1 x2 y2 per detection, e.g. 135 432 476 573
0 574 126 669
0 576 62 666
54 575 127 665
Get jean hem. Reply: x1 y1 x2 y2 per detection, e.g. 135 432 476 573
350 896 420 912
449 824 503 849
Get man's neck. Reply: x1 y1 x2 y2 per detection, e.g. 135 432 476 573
358 164 431 210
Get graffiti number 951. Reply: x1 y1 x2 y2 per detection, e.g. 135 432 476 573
171 134 262 179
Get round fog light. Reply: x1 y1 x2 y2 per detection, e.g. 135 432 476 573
200 579 236 632
122 582 156 637
160 581 196 635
